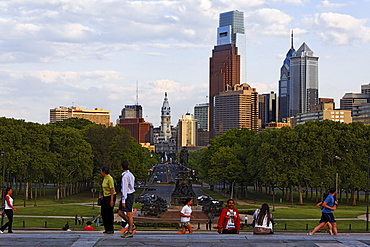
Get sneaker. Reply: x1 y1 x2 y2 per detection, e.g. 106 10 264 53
0 230 3 234
8 231 13 233
121 231 133 238
307 232 313 236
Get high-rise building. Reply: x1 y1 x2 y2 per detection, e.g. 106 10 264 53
278 32 296 121
214 83 258 136
340 83 370 110
361 83 370 94
117 117 152 144
177 113 198 150
50 106 110 127
194 103 209 131
290 42 319 117
259 92 278 128
209 10 246 139
116 104 152 144
340 93 370 110
119 105 142 119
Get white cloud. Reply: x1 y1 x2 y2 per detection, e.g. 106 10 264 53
245 8 294 38
302 12 370 45
316 0 346 10
270 0 309 5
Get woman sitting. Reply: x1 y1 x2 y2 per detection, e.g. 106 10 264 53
253 203 274 234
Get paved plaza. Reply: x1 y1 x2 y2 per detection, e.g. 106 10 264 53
1 231 370 247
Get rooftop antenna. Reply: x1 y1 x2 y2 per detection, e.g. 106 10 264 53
136 80 139 105
291 29 294 49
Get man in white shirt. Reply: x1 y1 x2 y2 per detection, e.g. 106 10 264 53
118 160 136 238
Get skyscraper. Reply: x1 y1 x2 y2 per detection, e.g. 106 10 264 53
259 91 278 128
278 32 295 121
177 113 198 151
209 10 246 139
119 105 142 119
194 103 209 131
214 83 258 136
290 42 319 116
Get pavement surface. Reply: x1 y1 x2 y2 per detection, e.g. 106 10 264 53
1 231 370 247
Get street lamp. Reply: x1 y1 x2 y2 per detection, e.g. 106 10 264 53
91 188 96 209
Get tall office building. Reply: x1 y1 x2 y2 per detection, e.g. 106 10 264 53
361 83 370 94
177 113 198 150
290 43 319 116
50 106 110 127
259 91 278 128
340 83 370 110
194 103 209 131
278 32 296 121
209 10 246 139
214 83 258 136
119 105 142 119
117 104 151 144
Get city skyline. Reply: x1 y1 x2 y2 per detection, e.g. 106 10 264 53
0 1 370 127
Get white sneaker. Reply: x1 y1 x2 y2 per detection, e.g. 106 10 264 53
0 230 3 234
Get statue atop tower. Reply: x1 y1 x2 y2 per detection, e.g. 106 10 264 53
160 92 172 141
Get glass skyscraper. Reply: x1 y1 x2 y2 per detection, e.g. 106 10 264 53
290 43 319 116
217 10 246 83
209 10 246 139
278 32 295 121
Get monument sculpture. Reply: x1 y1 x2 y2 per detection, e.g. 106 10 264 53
171 170 196 205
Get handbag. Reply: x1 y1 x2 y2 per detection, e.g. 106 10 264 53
253 227 272 234
97 198 103 206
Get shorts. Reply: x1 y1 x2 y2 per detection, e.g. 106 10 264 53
180 222 191 227
119 193 134 212
320 213 336 223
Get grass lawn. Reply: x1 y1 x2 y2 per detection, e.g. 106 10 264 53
4 185 370 231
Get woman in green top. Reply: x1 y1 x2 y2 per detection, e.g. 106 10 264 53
100 166 116 234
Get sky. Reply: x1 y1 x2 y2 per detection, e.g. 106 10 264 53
1 0 370 127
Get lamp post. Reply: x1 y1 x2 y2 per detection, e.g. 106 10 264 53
91 188 96 209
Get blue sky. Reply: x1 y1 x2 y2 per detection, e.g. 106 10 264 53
0 0 369 126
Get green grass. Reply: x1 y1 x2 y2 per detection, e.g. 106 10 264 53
4 185 370 231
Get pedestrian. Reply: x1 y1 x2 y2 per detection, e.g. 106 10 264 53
62 222 71 231
100 166 116 234
117 160 136 238
120 209 137 234
94 215 100 227
253 203 274 234
75 215 78 225
0 188 18 234
217 199 240 234
309 188 338 235
176 198 194 234
84 221 94 231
